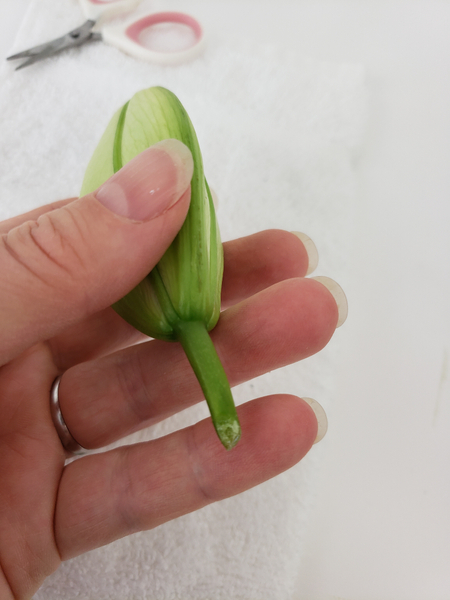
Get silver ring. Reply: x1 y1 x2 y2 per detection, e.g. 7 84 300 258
50 376 86 455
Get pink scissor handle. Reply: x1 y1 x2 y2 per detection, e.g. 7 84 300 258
78 0 141 22
101 12 205 65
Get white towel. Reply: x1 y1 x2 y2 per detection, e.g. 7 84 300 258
0 1 367 598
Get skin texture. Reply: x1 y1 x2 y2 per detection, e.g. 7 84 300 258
0 159 339 599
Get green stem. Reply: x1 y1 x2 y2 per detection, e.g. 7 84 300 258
174 320 241 450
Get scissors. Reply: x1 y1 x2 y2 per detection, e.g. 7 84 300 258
7 0 205 70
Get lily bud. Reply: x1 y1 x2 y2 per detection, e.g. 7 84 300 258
81 87 240 450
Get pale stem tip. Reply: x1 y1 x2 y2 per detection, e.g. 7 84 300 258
216 419 241 450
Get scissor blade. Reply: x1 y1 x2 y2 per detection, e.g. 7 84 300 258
7 20 99 67
9 40 72 70
13 54 51 71
7 39 59 61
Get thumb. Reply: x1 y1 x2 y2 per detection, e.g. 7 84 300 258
0 139 193 366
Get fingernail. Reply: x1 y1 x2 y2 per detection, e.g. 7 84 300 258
291 231 319 275
302 397 328 444
312 276 348 327
95 139 193 221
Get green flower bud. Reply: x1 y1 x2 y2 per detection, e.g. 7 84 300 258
81 87 240 450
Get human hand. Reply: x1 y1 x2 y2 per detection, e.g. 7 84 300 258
0 140 346 599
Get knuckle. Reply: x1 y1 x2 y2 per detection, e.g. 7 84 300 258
186 427 220 503
116 353 154 424
30 210 90 280
113 448 143 534
2 208 92 302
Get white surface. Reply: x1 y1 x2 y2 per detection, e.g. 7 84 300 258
0 3 29 55
1 2 449 600
0 2 366 597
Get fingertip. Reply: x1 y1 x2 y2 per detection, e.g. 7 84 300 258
95 140 193 222
311 276 348 327
238 394 318 460
190 394 318 501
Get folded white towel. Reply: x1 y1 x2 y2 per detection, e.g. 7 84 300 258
0 1 367 598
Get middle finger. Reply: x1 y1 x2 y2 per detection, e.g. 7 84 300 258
49 229 314 370
57 276 339 449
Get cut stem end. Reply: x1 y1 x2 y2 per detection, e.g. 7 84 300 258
216 418 241 451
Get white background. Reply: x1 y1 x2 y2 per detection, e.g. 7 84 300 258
1 2 449 599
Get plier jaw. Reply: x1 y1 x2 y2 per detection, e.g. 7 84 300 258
7 20 101 70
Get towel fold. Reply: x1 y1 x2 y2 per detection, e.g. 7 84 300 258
0 0 367 598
